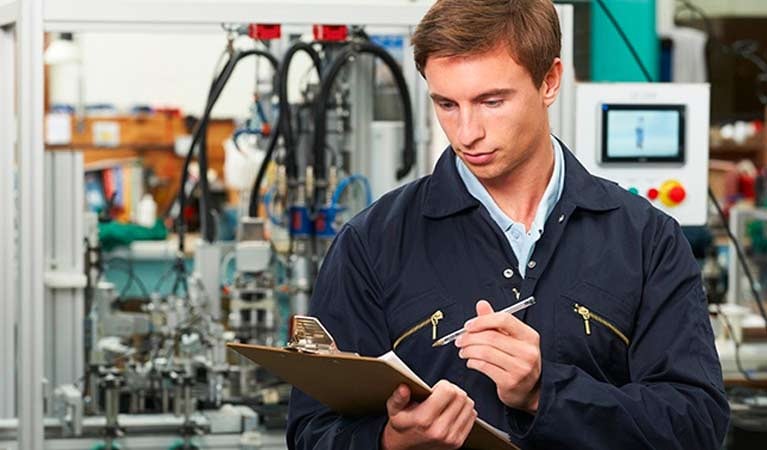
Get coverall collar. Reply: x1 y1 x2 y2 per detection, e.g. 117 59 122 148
422 137 621 219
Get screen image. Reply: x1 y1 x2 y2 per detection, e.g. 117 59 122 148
601 104 685 163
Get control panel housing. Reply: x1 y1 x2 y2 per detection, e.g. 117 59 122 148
574 83 710 226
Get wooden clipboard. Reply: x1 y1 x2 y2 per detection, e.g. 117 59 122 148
228 342 519 450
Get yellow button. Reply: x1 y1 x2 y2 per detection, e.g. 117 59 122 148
659 180 686 207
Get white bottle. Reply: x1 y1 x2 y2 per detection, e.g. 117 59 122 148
137 194 157 228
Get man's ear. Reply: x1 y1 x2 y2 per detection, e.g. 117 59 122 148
541 58 563 108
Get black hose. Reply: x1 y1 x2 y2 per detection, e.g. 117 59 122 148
177 52 237 250
246 119 282 218
311 41 415 206
279 42 323 180
177 49 279 249
247 41 323 218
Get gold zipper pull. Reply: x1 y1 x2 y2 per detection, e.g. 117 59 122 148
512 288 521 300
431 310 444 340
574 304 591 335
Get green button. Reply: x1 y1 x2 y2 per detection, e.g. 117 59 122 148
628 187 639 195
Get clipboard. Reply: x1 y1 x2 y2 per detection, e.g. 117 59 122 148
227 316 519 450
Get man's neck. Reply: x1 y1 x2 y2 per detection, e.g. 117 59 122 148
481 135 555 231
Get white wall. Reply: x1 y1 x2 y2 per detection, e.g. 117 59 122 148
48 32 281 118
50 30 445 166
0 0 17 27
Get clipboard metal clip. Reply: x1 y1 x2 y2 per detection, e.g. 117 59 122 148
286 315 341 354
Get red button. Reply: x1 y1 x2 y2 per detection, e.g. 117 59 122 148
647 188 659 200
669 185 686 204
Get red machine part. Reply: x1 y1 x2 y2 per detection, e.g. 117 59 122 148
313 24 348 42
248 24 282 40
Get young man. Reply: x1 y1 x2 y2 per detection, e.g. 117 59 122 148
287 1 729 449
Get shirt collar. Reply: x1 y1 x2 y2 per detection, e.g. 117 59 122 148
455 157 513 231
422 136 620 219
454 136 564 233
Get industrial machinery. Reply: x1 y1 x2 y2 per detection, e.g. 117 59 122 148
10 15 429 450
574 82 710 226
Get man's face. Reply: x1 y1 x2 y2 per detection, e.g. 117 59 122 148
424 45 561 185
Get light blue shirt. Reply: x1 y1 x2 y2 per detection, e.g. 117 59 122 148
456 136 565 278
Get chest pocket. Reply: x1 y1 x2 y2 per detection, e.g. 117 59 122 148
387 290 463 386
556 281 636 385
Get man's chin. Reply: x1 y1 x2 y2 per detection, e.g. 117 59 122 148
465 165 502 184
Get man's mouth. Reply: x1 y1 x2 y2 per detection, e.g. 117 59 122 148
462 150 496 165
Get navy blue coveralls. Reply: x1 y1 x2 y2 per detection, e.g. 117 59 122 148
287 144 730 449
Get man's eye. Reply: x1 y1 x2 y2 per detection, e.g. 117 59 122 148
438 101 456 110
484 100 503 108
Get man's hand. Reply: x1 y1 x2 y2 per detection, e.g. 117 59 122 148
381 380 477 450
456 300 541 413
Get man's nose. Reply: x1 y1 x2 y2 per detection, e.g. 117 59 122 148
456 109 484 149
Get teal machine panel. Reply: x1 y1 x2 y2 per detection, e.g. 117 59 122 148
590 0 658 82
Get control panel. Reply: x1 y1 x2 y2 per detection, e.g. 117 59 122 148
574 83 710 226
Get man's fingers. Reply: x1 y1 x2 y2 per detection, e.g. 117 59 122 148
459 342 522 373
416 380 460 425
456 330 539 362
466 357 509 385
425 382 475 445
475 299 495 316
429 387 470 434
451 400 479 445
386 384 411 416
466 309 538 342
386 379 479 448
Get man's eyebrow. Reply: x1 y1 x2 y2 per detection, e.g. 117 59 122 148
429 93 454 103
429 88 515 103
470 88 514 102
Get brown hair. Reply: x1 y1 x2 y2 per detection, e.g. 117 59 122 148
412 0 561 87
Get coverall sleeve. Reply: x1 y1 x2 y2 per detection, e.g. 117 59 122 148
509 217 730 449
286 225 392 450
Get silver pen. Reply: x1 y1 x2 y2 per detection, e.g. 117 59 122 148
431 296 536 347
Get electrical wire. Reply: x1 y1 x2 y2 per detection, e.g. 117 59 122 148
262 186 287 226
709 188 767 332
715 303 754 381
104 257 150 300
675 0 767 105
675 0 713 37
331 175 373 208
153 260 189 296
